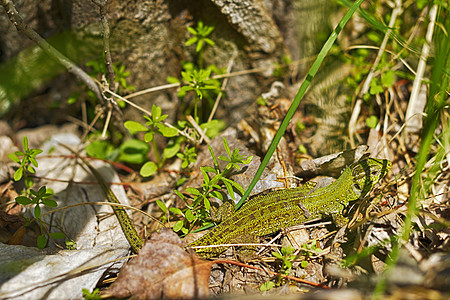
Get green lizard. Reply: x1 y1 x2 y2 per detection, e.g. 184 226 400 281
188 158 391 259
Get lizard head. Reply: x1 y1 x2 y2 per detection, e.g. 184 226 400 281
350 158 391 198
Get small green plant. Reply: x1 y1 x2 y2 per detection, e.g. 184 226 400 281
177 146 197 169
8 136 42 187
185 20 215 68
298 241 322 268
16 186 63 248
82 288 101 300
85 57 135 94
260 245 298 291
159 138 252 234
8 137 66 249
124 105 179 177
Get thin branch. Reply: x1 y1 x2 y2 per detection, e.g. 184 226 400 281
0 0 105 103
91 0 117 92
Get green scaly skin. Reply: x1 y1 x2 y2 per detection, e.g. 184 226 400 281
80 157 144 254
188 158 391 259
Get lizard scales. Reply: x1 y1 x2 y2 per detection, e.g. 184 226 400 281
189 158 391 258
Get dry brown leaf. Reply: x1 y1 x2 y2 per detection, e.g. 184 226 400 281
108 228 212 299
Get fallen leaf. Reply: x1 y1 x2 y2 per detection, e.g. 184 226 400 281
108 228 212 299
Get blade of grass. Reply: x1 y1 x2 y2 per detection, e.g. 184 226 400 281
235 0 366 210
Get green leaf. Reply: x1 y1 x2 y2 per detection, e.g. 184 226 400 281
272 251 283 259
8 153 20 163
369 79 383 95
166 76 180 84
186 187 202 196
86 140 114 160
144 132 154 143
301 260 309 268
152 105 161 120
208 190 223 201
196 39 204 52
222 137 232 158
259 281 275 291
187 26 197 35
34 205 41 218
185 209 195 222
42 199 57 208
118 139 150 164
29 157 38 168
174 190 186 201
204 38 215 46
381 70 395 88
15 196 32 205
156 200 168 213
185 37 197 46
173 220 184 232
203 197 211 210
169 207 183 215
200 166 216 174
22 136 29 150
365 115 379 129
223 180 235 200
140 161 158 177
38 186 47 196
50 232 65 239
158 125 178 137
37 235 47 249
163 143 181 159
27 165 36 174
13 168 23 181
124 121 148 133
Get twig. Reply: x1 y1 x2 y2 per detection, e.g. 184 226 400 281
0 0 104 103
186 115 210 144
91 0 117 93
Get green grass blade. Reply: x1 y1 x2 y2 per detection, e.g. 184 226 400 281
235 0 366 210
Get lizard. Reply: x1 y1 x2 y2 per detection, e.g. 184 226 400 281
187 158 391 259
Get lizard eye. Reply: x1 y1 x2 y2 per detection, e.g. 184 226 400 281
371 170 380 177
353 183 361 191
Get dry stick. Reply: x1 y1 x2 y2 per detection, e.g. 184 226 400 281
404 4 438 136
91 0 116 93
91 0 119 139
212 259 331 289
348 0 403 147
0 0 104 104
186 115 211 144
